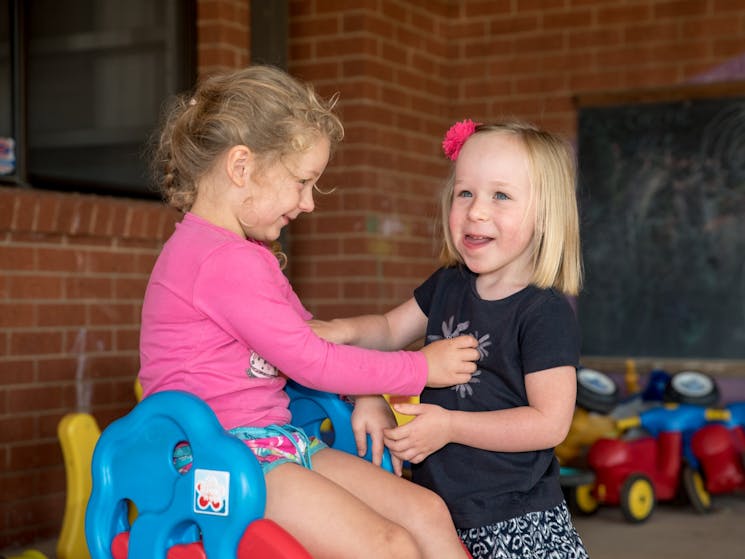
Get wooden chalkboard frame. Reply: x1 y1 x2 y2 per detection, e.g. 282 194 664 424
575 81 745 108
574 82 745 364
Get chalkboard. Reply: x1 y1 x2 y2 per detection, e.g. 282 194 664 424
577 86 745 359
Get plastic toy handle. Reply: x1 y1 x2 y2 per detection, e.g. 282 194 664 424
705 408 731 422
624 359 640 394
616 416 641 432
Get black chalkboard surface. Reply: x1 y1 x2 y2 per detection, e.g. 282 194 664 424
577 86 745 359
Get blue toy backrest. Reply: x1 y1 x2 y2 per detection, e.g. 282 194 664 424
85 390 266 559
727 402 745 427
285 380 394 472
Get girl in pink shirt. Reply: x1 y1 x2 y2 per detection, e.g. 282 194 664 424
139 65 477 558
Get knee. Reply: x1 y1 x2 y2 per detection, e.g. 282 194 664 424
374 522 422 559
414 488 454 528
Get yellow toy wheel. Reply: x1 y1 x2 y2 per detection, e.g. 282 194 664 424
683 466 711 514
620 474 655 523
571 483 599 515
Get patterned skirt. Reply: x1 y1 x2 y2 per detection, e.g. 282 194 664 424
458 502 589 559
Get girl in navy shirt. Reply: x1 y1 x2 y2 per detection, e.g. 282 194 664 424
312 120 589 559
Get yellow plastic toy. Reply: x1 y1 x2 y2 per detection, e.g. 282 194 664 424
56 380 144 559
624 358 640 394
384 394 419 425
555 407 618 466
5 550 49 559
56 413 101 559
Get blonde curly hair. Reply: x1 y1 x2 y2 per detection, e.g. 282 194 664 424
151 65 344 213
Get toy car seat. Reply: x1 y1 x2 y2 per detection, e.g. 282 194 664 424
85 390 310 559
286 379 394 472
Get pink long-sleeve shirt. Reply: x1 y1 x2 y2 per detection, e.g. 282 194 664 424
138 213 427 430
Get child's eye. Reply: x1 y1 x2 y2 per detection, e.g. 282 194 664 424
456 190 472 198
297 178 313 188
494 191 509 200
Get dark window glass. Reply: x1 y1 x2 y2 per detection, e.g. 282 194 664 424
0 2 15 177
2 0 195 197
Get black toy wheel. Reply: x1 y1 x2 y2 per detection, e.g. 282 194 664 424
576 367 620 414
620 474 655 523
664 371 719 406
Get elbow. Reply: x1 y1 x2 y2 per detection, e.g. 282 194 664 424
548 417 573 448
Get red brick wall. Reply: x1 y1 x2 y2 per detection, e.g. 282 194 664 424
0 188 181 547
444 0 745 137
0 1 251 548
287 1 454 317
1 0 744 550
198 0 251 73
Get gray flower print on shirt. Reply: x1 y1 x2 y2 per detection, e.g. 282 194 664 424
428 316 491 399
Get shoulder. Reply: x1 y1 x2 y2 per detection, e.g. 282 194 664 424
420 265 471 290
166 220 284 292
164 214 275 265
517 288 581 371
516 287 579 342
519 286 576 316
198 239 281 283
415 265 469 302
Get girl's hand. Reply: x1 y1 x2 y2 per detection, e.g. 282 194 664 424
422 335 479 387
351 395 405 475
383 403 451 464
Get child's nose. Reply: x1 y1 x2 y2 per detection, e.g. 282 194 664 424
467 198 488 221
299 187 315 212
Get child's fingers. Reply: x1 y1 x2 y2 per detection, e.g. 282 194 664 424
383 423 408 441
368 433 385 466
452 334 479 348
451 335 480 364
393 402 422 416
353 427 368 458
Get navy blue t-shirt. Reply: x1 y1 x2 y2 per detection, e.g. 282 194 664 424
411 266 580 528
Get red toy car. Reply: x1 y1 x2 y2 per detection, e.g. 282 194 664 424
685 402 745 513
580 404 721 523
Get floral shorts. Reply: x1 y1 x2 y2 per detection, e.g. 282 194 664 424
458 502 589 559
172 424 327 474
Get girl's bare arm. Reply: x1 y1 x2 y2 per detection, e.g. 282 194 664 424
385 366 576 463
310 297 428 350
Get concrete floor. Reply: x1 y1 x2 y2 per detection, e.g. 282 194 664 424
573 494 745 559
3 495 744 558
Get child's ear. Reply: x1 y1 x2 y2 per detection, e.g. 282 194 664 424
225 145 254 187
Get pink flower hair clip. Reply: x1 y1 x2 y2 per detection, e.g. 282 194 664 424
442 119 480 161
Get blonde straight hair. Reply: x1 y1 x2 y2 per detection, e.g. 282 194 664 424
439 121 583 296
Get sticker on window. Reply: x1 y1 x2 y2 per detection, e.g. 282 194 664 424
0 138 15 175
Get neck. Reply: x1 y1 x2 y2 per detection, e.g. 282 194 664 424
474 271 530 300
190 190 246 238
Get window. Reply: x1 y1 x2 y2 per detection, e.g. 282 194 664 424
0 2 16 177
1 0 195 197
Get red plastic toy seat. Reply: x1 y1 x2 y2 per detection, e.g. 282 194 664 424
692 423 745 494
111 519 311 559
